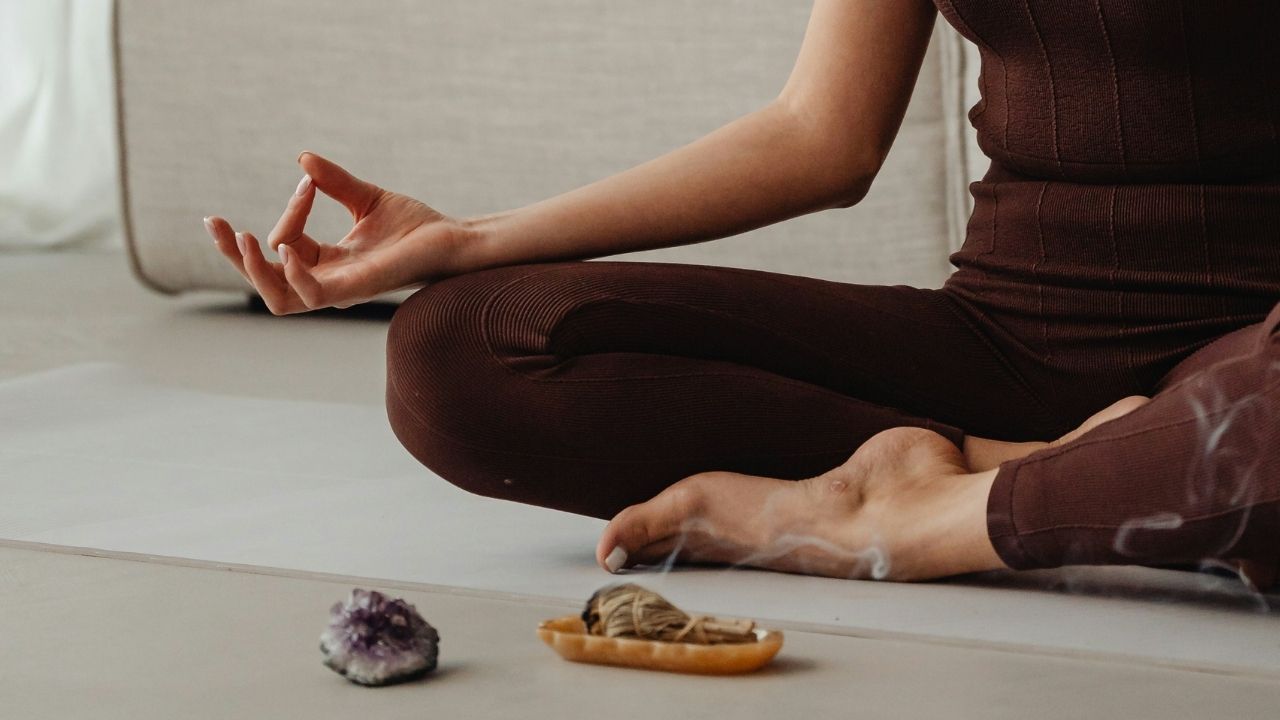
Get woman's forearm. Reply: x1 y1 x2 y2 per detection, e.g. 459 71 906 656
444 98 875 276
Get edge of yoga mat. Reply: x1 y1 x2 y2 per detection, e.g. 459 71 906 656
1 363 1276 677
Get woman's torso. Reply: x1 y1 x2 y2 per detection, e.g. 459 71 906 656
933 0 1280 387
937 0 1279 184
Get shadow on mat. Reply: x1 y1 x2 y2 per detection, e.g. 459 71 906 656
178 294 401 322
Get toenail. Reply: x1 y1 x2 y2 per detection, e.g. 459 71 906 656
829 479 849 493
605 547 627 573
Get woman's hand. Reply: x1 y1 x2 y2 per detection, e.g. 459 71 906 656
203 152 465 315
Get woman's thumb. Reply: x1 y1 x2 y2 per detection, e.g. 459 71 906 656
297 151 380 218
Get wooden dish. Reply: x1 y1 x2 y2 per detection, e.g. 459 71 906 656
536 615 784 675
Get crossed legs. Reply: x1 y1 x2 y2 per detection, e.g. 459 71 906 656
985 304 1280 586
384 260 1279 586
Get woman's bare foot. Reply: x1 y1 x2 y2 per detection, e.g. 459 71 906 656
962 395 1153 472
596 427 1006 581
596 394 1158 582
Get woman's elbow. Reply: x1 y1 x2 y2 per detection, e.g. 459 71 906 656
816 163 876 209
812 141 882 210
772 96 882 211
827 174 874 209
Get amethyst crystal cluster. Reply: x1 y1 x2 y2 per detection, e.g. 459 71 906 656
319 588 440 686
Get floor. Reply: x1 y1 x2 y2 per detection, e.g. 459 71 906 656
5 542 1279 720
3 249 1279 717
0 248 393 404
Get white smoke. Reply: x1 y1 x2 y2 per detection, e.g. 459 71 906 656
646 514 893 581
623 351 1278 602
1112 511 1185 558
1109 348 1277 601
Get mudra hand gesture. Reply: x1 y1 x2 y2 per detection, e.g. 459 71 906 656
203 152 463 314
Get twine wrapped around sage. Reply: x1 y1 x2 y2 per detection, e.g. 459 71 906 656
581 583 758 645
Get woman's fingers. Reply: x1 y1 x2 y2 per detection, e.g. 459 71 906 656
278 243 326 309
206 215 333 314
298 151 382 220
204 148 386 314
238 231 304 315
266 175 323 260
204 216 250 280
291 257 368 310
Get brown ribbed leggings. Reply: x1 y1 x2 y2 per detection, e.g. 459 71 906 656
383 260 1280 575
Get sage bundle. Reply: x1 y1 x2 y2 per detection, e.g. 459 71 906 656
581 584 757 645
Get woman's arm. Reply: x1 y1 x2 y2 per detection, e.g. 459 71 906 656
448 0 938 275
204 1 939 314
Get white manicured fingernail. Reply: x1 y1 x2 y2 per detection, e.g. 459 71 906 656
279 243 290 266
235 232 247 255
203 217 215 239
605 547 627 573
295 175 312 196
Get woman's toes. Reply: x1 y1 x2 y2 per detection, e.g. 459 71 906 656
597 478 709 572
1087 395 1152 428
597 471 804 572
1053 394 1153 447
962 436 1050 473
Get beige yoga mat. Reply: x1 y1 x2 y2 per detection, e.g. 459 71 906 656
1 362 1276 673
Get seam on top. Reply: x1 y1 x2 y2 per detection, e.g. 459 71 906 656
938 0 999 125
1032 181 1051 361
1177 2 1204 172
1094 0 1128 171
1108 185 1144 394
1022 0 1064 178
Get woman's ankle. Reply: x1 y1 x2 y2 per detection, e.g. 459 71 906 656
962 436 1050 473
961 396 1153 473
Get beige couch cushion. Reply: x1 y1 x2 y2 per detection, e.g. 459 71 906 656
116 0 977 295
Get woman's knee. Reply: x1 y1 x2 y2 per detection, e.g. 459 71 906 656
385 277 484 419
385 274 511 494
383 265 572 500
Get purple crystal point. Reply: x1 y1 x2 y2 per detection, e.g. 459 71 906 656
319 588 439 686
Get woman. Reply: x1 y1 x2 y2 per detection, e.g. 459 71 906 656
204 0 1279 587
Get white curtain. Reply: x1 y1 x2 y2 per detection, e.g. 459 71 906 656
0 0 122 250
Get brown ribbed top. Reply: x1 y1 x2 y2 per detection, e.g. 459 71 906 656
936 0 1279 183
934 0 1280 388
